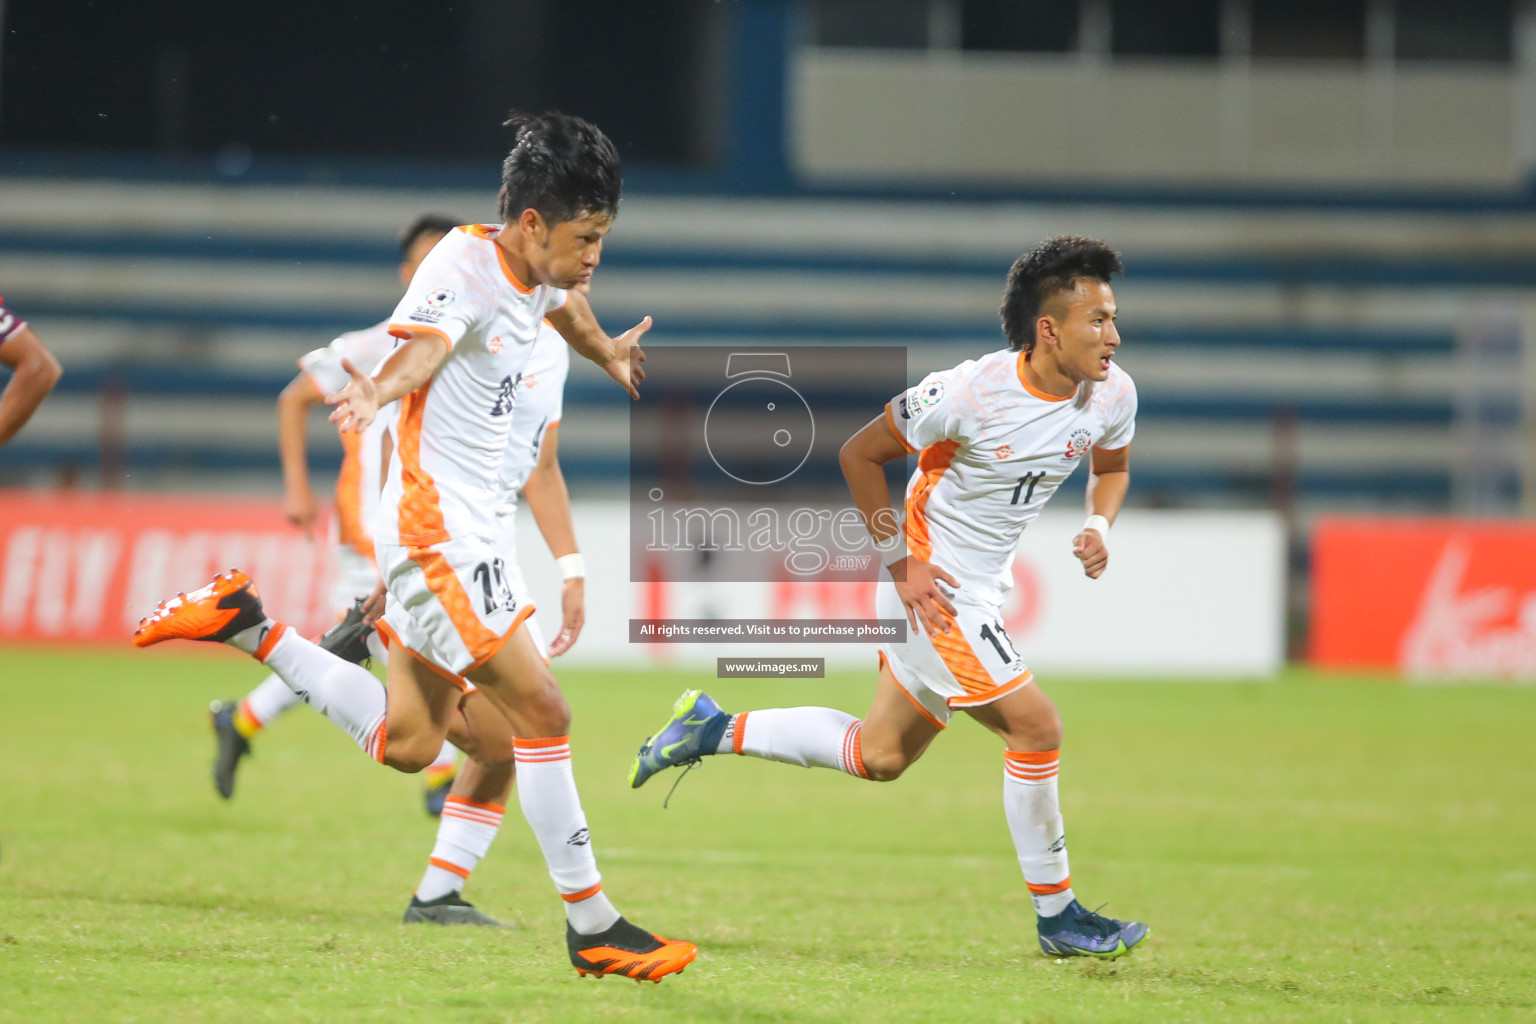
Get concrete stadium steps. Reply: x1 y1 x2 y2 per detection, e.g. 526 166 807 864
1 178 1526 508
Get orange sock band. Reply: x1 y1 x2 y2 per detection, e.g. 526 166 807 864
253 622 288 663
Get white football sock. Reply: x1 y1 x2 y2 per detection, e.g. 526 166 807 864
259 628 388 761
1003 749 1075 916
226 618 277 656
241 673 302 728
416 795 503 901
730 708 871 778
512 736 619 934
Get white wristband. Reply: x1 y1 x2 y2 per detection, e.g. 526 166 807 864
1083 514 1111 538
556 553 585 580
874 533 908 568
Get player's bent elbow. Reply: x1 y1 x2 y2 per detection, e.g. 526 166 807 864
37 351 62 389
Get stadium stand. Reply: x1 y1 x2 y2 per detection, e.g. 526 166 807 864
0 178 1529 513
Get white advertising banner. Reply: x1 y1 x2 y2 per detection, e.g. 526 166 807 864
515 503 1285 678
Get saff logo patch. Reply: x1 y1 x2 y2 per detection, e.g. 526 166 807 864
1064 428 1092 460
920 381 945 407
426 288 456 308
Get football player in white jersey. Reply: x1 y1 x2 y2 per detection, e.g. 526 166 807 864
208 215 460 803
400 311 582 927
628 236 1150 960
135 112 697 981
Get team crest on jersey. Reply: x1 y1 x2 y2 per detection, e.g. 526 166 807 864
425 288 456 308
1064 428 1092 460
920 381 945 407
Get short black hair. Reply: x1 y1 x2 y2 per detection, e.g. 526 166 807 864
1000 236 1123 353
399 213 459 256
498 111 622 227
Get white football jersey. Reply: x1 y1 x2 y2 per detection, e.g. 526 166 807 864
496 318 570 514
375 224 568 547
298 320 400 559
886 349 1137 605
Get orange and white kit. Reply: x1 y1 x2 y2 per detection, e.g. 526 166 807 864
879 350 1137 722
297 321 401 615
373 224 568 676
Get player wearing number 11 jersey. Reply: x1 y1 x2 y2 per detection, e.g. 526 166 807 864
629 236 1149 959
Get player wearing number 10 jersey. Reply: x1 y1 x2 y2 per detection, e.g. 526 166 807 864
629 236 1149 959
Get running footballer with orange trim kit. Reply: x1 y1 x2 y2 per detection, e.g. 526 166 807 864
133 111 694 983
628 236 1148 961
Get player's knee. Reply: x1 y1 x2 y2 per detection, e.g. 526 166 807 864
1019 710 1062 751
520 681 572 738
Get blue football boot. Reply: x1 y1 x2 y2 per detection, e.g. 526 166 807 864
1037 900 1150 958
628 690 731 789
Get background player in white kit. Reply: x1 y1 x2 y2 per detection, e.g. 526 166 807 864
628 236 1150 960
208 214 460 803
135 112 697 981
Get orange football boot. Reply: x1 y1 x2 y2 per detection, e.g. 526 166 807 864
567 917 697 982
132 569 268 648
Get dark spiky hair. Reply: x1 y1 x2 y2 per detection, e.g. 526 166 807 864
398 213 460 256
498 111 622 228
1000 236 1123 353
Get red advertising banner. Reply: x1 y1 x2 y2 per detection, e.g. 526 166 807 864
0 491 336 646
1311 515 1536 677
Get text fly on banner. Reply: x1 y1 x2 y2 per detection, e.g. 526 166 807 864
0 491 336 645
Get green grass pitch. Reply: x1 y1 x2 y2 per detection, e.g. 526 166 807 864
1 647 1533 1023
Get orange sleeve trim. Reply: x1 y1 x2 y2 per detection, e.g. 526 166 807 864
732 712 749 755
444 795 505 815
1027 878 1073 896
386 323 453 348
514 735 571 749
428 857 472 879
254 622 289 663
883 403 918 453
560 883 603 903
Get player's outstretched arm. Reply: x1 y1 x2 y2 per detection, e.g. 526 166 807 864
277 373 325 533
0 325 62 449
546 289 647 400
522 423 585 655
1074 445 1131 579
840 415 959 635
326 333 445 433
